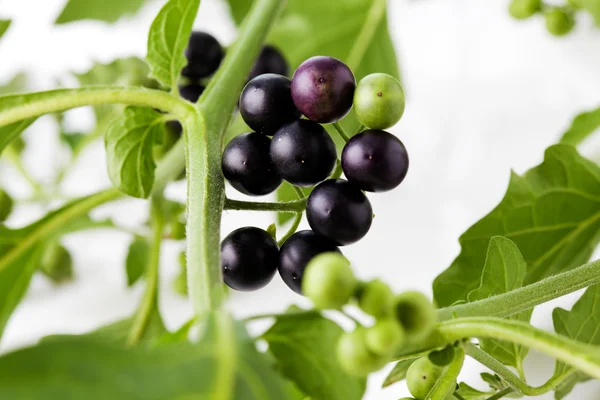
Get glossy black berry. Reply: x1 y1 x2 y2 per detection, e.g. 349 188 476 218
222 132 282 196
306 179 373 246
248 45 289 81
239 74 301 135
182 31 223 80
341 130 409 192
179 83 205 103
221 227 279 291
278 230 341 294
270 120 337 187
291 56 356 123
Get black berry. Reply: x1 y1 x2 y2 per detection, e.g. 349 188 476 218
278 230 340 294
291 56 356 123
179 83 205 103
306 179 373 246
341 130 409 192
221 227 279 291
182 31 223 80
249 45 289 81
222 132 282 196
270 120 337 187
239 74 301 135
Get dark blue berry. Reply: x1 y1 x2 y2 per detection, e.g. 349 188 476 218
182 31 223 80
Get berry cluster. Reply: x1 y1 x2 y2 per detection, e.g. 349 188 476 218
220 55 409 295
509 0 579 36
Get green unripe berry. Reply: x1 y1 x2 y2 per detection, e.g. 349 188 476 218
365 319 405 355
406 356 445 399
337 328 388 377
303 252 357 309
354 73 405 130
40 243 73 283
509 0 541 20
394 291 437 342
0 189 14 223
357 279 394 318
545 9 575 36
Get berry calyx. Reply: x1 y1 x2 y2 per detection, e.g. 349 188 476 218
182 31 223 80
509 0 541 20
306 179 373 246
278 230 340 294
365 319 405 355
270 120 337 187
341 129 409 192
336 328 389 377
357 279 395 318
302 252 357 309
221 227 279 291
291 56 356 123
0 189 14 222
394 291 437 342
406 356 446 399
222 132 282 196
545 9 575 36
239 74 301 135
249 45 289 80
354 73 405 129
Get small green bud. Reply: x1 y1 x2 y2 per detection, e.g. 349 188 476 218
357 279 394 318
394 291 437 342
0 190 14 223
365 319 405 355
337 328 389 377
545 9 575 36
303 252 357 309
509 0 541 20
41 243 73 283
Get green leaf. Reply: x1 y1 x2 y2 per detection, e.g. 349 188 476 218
0 313 298 399
0 20 11 40
382 358 418 388
105 107 165 198
263 311 367 400
0 119 35 156
551 283 600 398
146 0 200 88
55 0 149 24
125 236 150 286
468 237 532 368
433 145 600 307
559 106 600 146
454 382 494 400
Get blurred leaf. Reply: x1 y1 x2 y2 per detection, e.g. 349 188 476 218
382 358 418 387
146 0 200 88
582 0 600 26
55 0 150 24
0 20 10 40
0 119 35 156
433 145 600 307
560 106 600 146
263 311 367 400
0 73 28 95
125 237 150 286
59 132 86 151
105 107 166 198
468 237 532 367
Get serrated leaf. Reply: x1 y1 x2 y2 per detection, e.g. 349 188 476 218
105 107 165 198
126 236 150 286
55 0 149 24
382 357 418 387
146 0 200 88
0 312 299 399
560 107 600 146
468 237 532 367
0 20 10 40
433 145 600 307
263 311 367 400
551 284 600 398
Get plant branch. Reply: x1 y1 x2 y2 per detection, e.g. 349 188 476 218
485 388 514 400
332 121 351 142
464 342 576 396
427 347 465 400
224 197 307 213
278 186 305 246
436 258 600 321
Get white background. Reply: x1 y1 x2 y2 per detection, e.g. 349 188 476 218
1 0 600 398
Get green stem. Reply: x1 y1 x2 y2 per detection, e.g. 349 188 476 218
464 342 576 396
277 186 305 246
332 121 351 142
127 195 165 346
355 124 366 134
0 86 193 129
427 347 465 400
224 197 307 213
485 388 514 400
437 258 600 321
346 0 387 71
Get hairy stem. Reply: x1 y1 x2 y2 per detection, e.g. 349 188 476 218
127 195 165 346
464 342 576 396
437 258 600 321
427 347 465 400
224 197 307 213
